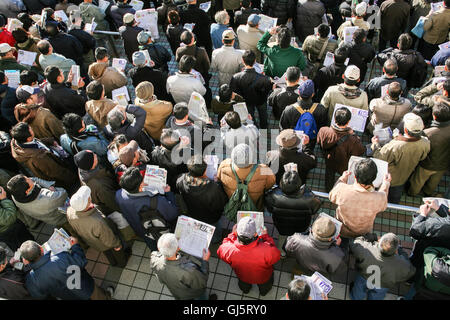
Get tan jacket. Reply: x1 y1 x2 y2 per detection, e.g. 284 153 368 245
320 83 369 120
373 135 430 186
217 159 276 210
85 98 117 130
337 18 371 40
14 104 64 141
329 181 388 238
423 8 450 44
67 206 120 252
368 96 412 133
88 62 127 98
302 35 338 63
135 98 173 140
236 25 264 63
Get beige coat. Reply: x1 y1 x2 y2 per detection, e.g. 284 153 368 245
320 83 369 120
302 34 338 63
329 181 388 238
67 206 120 252
217 159 276 210
368 96 413 133
337 18 371 40
85 98 117 130
423 8 450 44
88 62 127 98
135 98 173 141
236 25 264 63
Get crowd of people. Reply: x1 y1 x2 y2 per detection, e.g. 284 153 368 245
0 0 449 301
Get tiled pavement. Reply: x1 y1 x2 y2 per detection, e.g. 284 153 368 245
24 24 450 300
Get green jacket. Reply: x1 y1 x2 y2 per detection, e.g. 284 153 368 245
0 199 17 234
257 32 306 78
0 57 28 73
423 247 450 295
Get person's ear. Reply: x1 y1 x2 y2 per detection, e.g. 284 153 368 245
342 74 345 80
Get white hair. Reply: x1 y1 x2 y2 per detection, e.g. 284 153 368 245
215 10 229 25
157 233 179 258
231 143 253 168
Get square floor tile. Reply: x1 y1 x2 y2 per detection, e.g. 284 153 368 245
162 285 171 296
104 266 123 282
278 271 292 288
216 260 232 276
86 260 96 274
133 272 151 290
97 253 110 265
138 258 152 274
114 284 131 300
92 263 109 279
132 241 147 256
144 291 160 300
243 284 260 299
276 288 287 300
125 255 142 271
160 294 175 300
147 275 163 293
86 248 100 261
119 269 136 286
227 277 243 295
259 286 277 300
328 282 347 300
128 287 145 300
212 274 230 291
225 293 242 300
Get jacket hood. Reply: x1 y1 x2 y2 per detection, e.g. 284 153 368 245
382 95 407 105
14 103 40 124
10 139 38 162
320 125 352 149
338 83 362 99
88 62 108 80
308 233 333 249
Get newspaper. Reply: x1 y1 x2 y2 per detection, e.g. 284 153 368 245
204 155 219 180
112 86 130 106
143 165 167 194
321 14 328 25
17 50 37 66
373 123 392 145
258 14 277 32
430 1 444 13
284 162 298 172
294 130 304 151
183 23 195 32
43 228 71 255
232 102 249 122
6 18 23 32
438 41 450 50
54 10 69 23
139 50 154 67
174 215 215 258
199 1 211 12
381 83 389 98
190 68 205 85
237 211 264 235
4 70 20 89
330 104 369 132
323 52 335 68
423 198 450 215
135 9 159 39
188 92 210 123
98 0 110 13
344 57 350 66
254 62 264 74
84 18 97 34
70 65 80 87
318 212 342 240
343 26 359 43
130 0 144 11
347 156 388 189
13 250 24 270
434 65 445 76
295 272 333 300
112 58 127 72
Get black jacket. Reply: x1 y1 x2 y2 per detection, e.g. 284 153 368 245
234 7 262 26
176 174 228 224
139 43 172 73
48 32 84 66
365 74 408 101
110 4 135 29
0 265 31 300
179 4 213 57
22 0 56 14
166 24 186 56
128 66 170 101
150 145 188 191
230 68 273 107
119 25 145 62
43 83 87 120
342 41 376 82
68 28 96 55
279 99 328 132
268 85 299 120
265 185 322 235
313 62 346 102
261 0 295 25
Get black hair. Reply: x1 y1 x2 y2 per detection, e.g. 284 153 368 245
44 66 61 84
354 158 377 185
6 174 29 200
119 166 144 193
445 0 450 7
384 59 398 76
86 80 104 100
237 234 257 245
286 66 300 83
334 107 352 126
241 0 251 7
412 104 432 128
168 10 180 25
0 246 6 265
37 40 51 55
446 58 450 70
287 278 311 300
224 111 242 129
0 71 4 84
179 55 196 73
20 70 38 86
160 128 180 150
218 84 233 102
432 100 450 122
10 122 32 143
318 24 330 38
95 47 109 61
187 155 207 177
0 14 7 28
17 13 34 31
173 102 189 120
334 46 349 64
397 33 412 51
280 170 302 195
444 79 450 92
62 113 84 136
223 38 234 46
12 28 29 44
242 49 256 66
353 28 366 45
277 27 291 49
180 30 193 45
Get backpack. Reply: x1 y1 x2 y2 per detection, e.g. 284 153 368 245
138 197 172 242
293 103 318 140
223 164 258 222
408 53 428 89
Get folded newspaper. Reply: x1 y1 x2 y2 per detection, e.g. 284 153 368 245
258 14 277 32
204 155 219 180
237 211 264 235
295 272 333 300
112 58 127 72
330 104 369 133
174 215 215 258
318 212 342 240
143 165 167 195
423 197 449 217
188 92 210 124
43 228 71 255
233 102 249 122
347 156 388 189
284 162 298 172
372 123 393 146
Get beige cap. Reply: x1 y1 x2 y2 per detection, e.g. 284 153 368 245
403 113 424 133
222 29 235 40
344 65 360 81
135 81 154 101
123 13 135 24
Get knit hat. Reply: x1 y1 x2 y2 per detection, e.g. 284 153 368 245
135 81 154 102
123 13 135 24
16 85 39 103
119 140 139 167
74 150 95 171
66 5 79 14
276 129 301 149
312 216 336 242
231 143 251 168
0 43 13 54
344 65 360 81
132 51 146 67
137 31 151 44
247 14 261 25
355 2 367 16
222 29 235 40
70 186 91 212
298 79 314 98
237 216 257 238
403 113 424 134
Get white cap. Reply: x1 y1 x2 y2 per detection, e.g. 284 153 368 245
70 186 91 212
0 43 13 54
403 113 424 133
344 65 360 81
355 2 367 16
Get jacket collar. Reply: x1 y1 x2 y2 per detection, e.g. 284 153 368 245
30 253 51 271
308 233 333 249
430 119 450 128
395 134 420 142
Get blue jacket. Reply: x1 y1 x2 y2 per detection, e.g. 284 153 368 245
25 244 94 300
115 189 179 241
431 47 450 67
210 24 238 50
60 124 109 156
0 83 18 126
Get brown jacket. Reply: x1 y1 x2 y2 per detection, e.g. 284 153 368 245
67 206 120 252
14 104 64 141
88 62 128 98
330 181 389 238
419 121 450 171
134 98 173 141
85 98 117 130
175 45 210 77
217 159 276 210
317 126 366 173
368 96 412 133
423 7 450 44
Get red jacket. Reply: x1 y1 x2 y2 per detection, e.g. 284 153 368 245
0 29 16 47
217 232 280 284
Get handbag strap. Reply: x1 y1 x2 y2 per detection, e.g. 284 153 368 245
231 163 257 185
318 38 329 61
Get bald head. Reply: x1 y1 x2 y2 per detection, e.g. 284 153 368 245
383 59 398 77
387 81 402 100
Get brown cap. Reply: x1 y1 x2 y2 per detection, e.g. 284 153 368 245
222 29 235 40
312 217 336 242
118 140 139 167
275 129 301 149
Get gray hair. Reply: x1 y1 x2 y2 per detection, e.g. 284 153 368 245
379 233 398 256
19 240 42 263
231 143 252 168
157 233 179 258
215 10 229 25
107 108 126 130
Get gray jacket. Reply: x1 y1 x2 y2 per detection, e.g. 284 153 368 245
285 232 346 275
150 251 209 300
350 237 416 289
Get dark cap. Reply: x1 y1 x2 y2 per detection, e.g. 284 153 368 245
74 150 95 171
